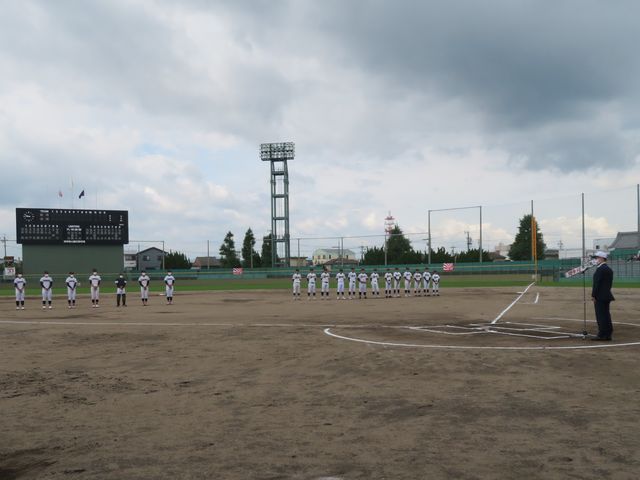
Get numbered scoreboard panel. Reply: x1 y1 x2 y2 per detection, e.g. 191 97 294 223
16 208 129 245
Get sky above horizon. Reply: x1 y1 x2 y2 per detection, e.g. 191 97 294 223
1 0 639 261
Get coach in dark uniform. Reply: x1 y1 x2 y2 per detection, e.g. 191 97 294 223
591 251 614 341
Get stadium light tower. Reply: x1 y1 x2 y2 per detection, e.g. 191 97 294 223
261 142 295 267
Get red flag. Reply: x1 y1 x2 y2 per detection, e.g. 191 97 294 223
442 263 454 272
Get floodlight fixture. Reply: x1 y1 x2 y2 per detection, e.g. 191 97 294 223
260 142 295 161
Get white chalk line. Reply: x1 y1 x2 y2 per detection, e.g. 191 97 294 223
491 282 536 324
323 327 640 350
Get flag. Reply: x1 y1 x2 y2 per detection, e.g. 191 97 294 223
78 190 85 199
442 263 454 272
232 267 244 275
58 190 63 198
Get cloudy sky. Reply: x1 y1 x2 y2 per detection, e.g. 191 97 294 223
1 0 639 261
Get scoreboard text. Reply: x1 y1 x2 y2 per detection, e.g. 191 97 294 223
16 208 129 245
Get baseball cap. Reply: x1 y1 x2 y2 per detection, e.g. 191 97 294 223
592 251 608 259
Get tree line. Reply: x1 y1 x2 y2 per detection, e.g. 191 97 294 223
165 214 546 269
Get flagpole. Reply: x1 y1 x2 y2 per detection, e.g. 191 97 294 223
71 178 74 209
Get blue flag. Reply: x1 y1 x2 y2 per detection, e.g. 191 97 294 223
78 190 85 199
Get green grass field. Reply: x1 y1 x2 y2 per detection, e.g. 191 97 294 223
4 274 638 296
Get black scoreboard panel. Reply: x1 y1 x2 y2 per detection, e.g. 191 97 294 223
16 208 129 245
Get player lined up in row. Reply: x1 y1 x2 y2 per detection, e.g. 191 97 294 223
11 270 176 310
292 267 441 300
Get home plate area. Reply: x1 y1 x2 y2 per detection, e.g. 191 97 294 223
324 317 640 350
409 322 582 340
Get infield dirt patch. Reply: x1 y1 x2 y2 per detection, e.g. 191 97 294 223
1 286 639 479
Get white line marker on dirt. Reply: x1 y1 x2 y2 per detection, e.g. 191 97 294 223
491 282 535 324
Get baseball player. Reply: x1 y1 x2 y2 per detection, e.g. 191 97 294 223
292 269 302 300
393 267 402 297
14 273 26 310
307 268 317 299
320 268 331 299
370 268 380 297
89 269 102 308
115 274 127 307
164 271 176 305
403 267 413 297
431 270 441 296
413 269 423 297
423 268 431 296
384 268 393 298
358 268 368 299
335 268 346 300
40 271 53 309
348 267 357 299
65 272 78 308
138 271 151 305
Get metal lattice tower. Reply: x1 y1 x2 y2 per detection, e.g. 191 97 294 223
260 142 294 267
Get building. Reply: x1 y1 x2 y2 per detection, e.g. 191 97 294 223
312 248 356 265
289 256 310 268
192 256 222 269
137 247 166 271
123 251 137 270
609 231 640 258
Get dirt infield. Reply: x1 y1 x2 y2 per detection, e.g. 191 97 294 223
1 286 640 479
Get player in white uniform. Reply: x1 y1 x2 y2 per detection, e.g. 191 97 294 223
335 269 346 300
320 268 331 299
138 271 151 305
403 268 413 297
292 269 302 300
384 269 393 298
431 271 441 296
164 271 176 305
40 271 53 309
357 269 368 299
393 268 402 297
14 273 26 309
65 272 78 308
370 269 380 297
348 267 357 299
307 268 317 299
115 274 127 307
89 270 102 307
413 269 423 297
423 268 431 296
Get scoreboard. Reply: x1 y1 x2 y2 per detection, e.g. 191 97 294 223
16 208 129 245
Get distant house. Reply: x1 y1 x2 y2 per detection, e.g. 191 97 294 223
609 231 640 259
289 256 310 268
192 256 222 269
312 248 356 265
609 231 640 250
123 251 137 270
137 247 166 271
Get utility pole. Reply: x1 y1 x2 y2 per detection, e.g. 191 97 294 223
2 235 6 258
464 231 472 252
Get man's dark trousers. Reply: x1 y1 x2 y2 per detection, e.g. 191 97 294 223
594 300 613 339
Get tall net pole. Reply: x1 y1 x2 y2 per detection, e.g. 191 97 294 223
582 193 588 336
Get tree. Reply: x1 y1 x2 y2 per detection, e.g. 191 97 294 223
164 250 191 270
456 248 492 263
219 231 241 268
241 228 260 268
386 225 422 264
362 246 386 265
508 214 546 261
261 233 277 268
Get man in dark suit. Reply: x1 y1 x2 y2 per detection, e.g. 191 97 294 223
591 251 615 341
